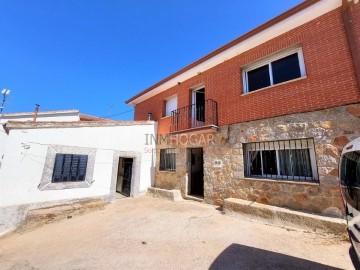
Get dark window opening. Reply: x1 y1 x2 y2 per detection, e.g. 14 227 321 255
340 151 360 210
249 151 262 176
262 150 278 176
272 53 301 84
194 88 205 122
341 151 360 187
159 148 176 171
247 65 271 92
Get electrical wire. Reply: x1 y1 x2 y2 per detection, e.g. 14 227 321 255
99 109 134 119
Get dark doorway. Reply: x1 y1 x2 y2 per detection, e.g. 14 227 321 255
189 148 204 197
192 87 205 127
116 158 133 197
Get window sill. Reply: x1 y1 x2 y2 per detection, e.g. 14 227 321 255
39 180 92 191
241 76 307 96
242 177 319 186
158 170 177 173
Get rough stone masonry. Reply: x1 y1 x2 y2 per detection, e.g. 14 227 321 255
155 104 360 217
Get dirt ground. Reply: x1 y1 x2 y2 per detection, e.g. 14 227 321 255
0 196 356 270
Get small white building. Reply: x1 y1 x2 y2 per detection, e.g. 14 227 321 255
0 110 83 168
0 119 156 235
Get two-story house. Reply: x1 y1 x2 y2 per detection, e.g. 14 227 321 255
126 0 360 217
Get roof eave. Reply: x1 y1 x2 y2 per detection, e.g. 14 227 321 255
125 0 322 106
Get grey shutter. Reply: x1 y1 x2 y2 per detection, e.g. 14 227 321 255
78 155 88 181
52 154 65 182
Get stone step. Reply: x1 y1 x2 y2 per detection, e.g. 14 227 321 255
223 198 347 236
147 187 184 202
19 199 106 232
183 195 204 202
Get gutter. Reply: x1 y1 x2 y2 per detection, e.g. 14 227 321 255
342 0 360 89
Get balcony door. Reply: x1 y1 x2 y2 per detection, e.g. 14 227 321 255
192 87 205 128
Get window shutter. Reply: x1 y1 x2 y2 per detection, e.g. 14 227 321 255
51 154 88 183
78 155 88 181
52 154 65 182
165 96 178 116
70 155 80 181
62 155 72 181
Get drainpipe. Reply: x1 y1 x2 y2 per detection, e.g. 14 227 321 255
33 104 40 123
342 0 360 89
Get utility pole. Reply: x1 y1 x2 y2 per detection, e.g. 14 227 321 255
0 89 11 119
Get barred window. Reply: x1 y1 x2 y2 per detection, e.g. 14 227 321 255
244 139 318 182
159 149 176 171
52 154 88 182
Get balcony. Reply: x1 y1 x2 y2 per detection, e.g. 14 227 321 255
170 99 218 133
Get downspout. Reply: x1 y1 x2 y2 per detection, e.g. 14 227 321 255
342 0 360 89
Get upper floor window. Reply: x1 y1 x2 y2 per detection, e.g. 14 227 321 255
164 96 178 117
242 47 306 93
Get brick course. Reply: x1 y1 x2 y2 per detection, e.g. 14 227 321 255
134 8 359 127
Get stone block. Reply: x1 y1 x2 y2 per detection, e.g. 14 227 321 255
224 198 346 236
274 124 288 132
333 136 350 147
320 121 336 129
291 186 305 193
293 193 309 202
346 106 360 118
21 199 106 232
317 155 338 167
147 187 184 202
305 127 325 138
288 123 308 132
307 187 321 196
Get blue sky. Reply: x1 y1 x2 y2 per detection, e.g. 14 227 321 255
0 0 302 120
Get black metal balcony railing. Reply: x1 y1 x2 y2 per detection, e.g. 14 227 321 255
170 99 218 132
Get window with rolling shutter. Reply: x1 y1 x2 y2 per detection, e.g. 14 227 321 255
52 154 88 182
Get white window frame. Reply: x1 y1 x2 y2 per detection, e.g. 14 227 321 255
164 95 178 117
244 138 318 182
242 47 306 93
191 86 205 125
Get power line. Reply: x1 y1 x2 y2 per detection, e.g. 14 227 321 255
100 109 134 119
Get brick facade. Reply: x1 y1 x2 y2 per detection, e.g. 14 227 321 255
131 2 360 217
135 7 359 127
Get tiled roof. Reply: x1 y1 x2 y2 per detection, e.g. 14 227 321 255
2 109 79 117
4 120 154 131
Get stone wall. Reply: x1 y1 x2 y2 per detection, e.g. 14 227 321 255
154 104 360 217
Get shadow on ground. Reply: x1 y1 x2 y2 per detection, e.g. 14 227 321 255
209 244 343 270
349 247 360 270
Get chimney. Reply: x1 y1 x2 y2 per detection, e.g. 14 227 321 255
33 104 40 123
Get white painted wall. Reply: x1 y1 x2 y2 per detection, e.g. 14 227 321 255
0 124 156 207
0 111 80 169
0 128 8 169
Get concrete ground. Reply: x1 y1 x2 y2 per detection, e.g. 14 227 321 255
0 196 356 270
